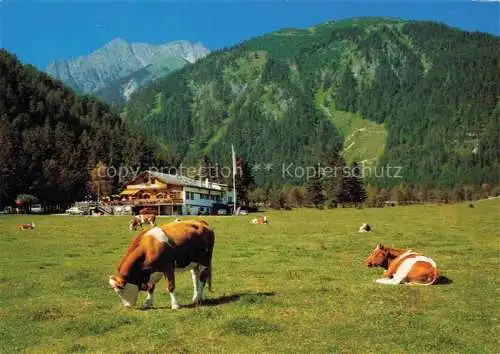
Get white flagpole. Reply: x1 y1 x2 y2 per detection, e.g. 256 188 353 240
232 144 237 215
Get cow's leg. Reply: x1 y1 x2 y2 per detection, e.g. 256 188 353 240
376 269 405 284
196 265 210 301
376 263 412 285
191 267 202 303
142 284 155 308
142 272 163 308
169 292 180 310
375 277 402 285
383 267 397 278
164 266 180 309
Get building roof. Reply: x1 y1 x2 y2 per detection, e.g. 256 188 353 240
119 189 140 195
148 171 228 191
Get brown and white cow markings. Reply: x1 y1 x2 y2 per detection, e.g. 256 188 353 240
365 244 440 285
17 223 35 230
109 219 214 309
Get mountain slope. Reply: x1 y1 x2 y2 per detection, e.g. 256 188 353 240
0 50 170 205
46 39 210 104
122 18 500 187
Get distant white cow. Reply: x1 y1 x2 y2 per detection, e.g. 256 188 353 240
358 223 371 233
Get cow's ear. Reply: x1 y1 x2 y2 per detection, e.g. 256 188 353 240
377 244 384 250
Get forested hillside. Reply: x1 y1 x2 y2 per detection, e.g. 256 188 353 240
123 18 500 187
0 50 170 206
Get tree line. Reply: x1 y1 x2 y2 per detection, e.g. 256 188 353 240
246 182 499 210
218 154 499 209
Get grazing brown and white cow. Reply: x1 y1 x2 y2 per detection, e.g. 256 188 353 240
17 223 35 230
109 219 214 309
365 244 440 285
129 214 156 231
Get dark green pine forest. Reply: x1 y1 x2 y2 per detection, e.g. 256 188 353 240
123 18 499 188
0 50 170 206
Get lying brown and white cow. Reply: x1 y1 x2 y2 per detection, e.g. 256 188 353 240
365 244 440 285
129 214 156 231
109 219 214 309
17 222 35 230
250 216 268 224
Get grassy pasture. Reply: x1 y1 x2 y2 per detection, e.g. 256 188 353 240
0 200 498 353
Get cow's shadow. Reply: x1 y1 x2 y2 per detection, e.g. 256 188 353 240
142 291 275 310
196 291 275 307
435 276 453 285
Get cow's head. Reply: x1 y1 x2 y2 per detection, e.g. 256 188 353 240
365 244 389 268
109 274 140 307
109 265 155 307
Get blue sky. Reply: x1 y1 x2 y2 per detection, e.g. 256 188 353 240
1 0 498 69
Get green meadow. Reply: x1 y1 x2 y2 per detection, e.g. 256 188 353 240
0 200 498 353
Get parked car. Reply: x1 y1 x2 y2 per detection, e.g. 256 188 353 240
66 206 85 215
0 206 13 214
30 204 44 214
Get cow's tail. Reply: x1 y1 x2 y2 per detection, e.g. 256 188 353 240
207 245 213 292
208 263 212 292
429 267 440 285
206 242 214 292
